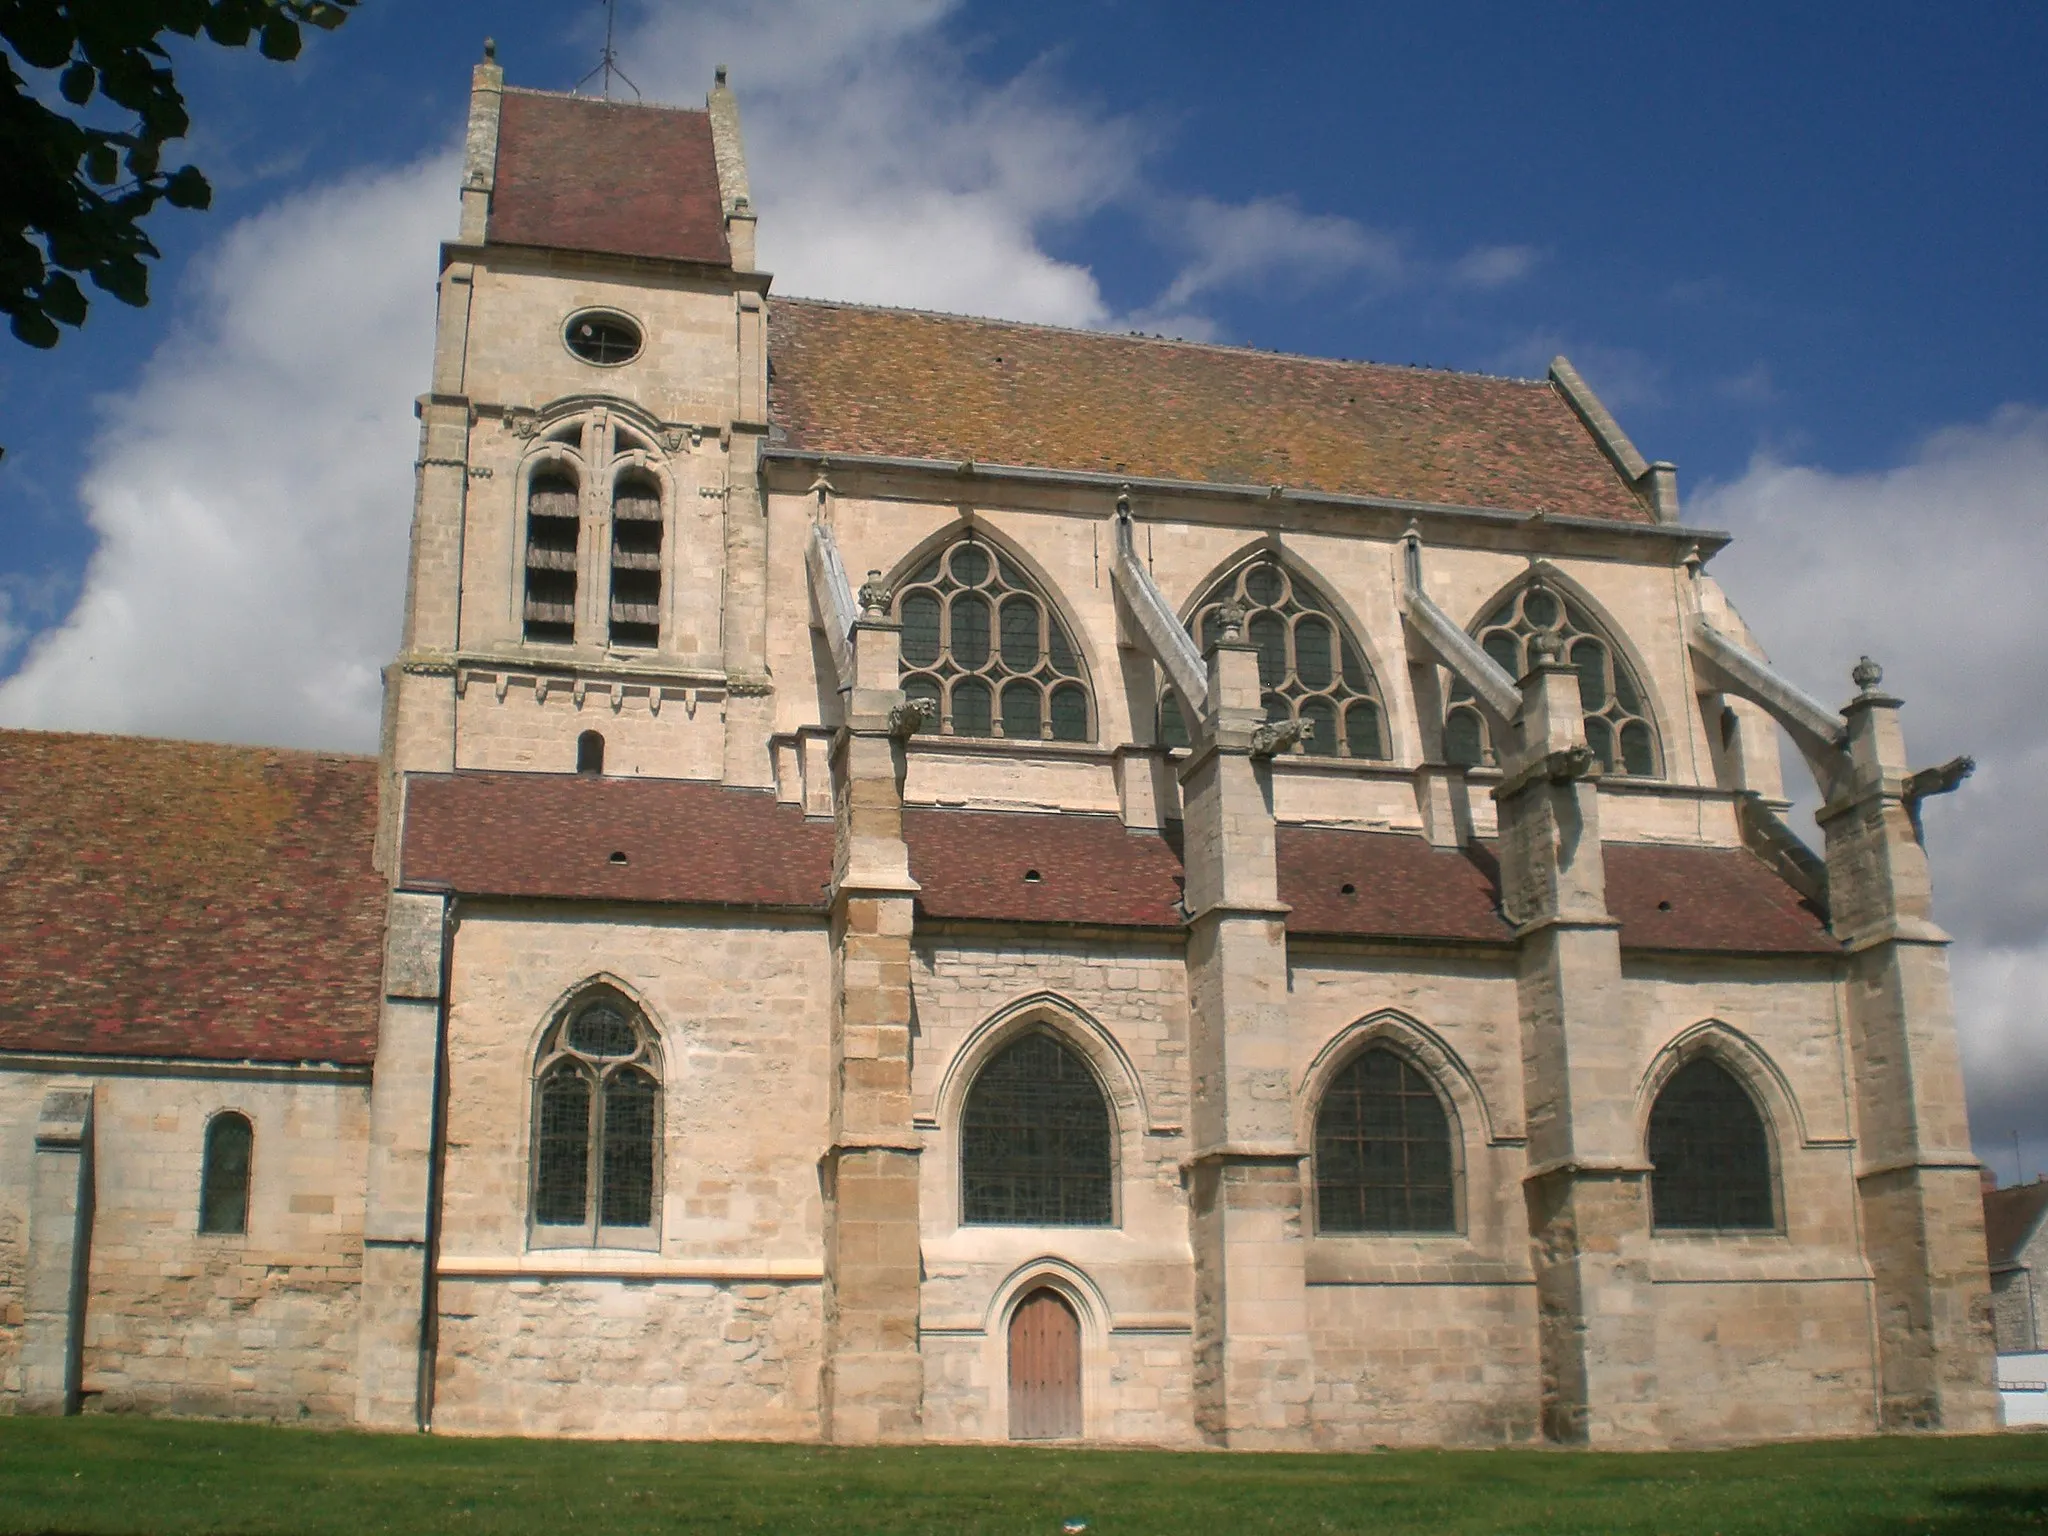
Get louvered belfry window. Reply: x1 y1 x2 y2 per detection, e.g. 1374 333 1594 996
895 535 1093 742
533 993 661 1243
1648 1058 1775 1232
523 468 580 644
962 1033 1113 1226
1159 553 1388 757
1444 581 1660 776
608 471 662 648
1315 1048 1456 1233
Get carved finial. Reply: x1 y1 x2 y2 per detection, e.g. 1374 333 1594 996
715 64 728 86
809 458 835 501
1852 655 1884 694
1215 601 1246 641
1116 483 1133 522
1529 630 1565 666
1682 542 1703 578
858 570 890 618
483 37 497 61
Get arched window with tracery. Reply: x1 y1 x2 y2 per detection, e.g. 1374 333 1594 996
961 1032 1114 1226
199 1111 253 1235
1314 1047 1456 1233
523 466 580 644
1444 579 1660 776
532 990 662 1245
1647 1057 1775 1232
1158 552 1388 758
894 533 1093 742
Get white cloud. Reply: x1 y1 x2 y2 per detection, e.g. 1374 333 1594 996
0 154 454 749
1451 243 1539 291
1696 405 2048 1173
1490 328 1667 403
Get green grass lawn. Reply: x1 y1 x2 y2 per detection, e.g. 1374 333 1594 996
0 1419 2043 1536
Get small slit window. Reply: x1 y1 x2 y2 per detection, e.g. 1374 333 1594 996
564 310 642 366
532 991 662 1246
608 471 663 648
1648 1057 1775 1232
961 1032 1113 1226
199 1112 253 1235
895 534 1093 742
1314 1048 1456 1233
524 467 579 644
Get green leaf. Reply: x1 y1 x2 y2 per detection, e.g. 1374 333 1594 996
3 9 77 71
258 17 301 61
203 9 253 48
163 165 212 210
58 61 96 106
85 143 120 186
42 273 89 327
9 307 62 349
93 254 151 307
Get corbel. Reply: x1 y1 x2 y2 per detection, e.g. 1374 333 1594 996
494 673 511 703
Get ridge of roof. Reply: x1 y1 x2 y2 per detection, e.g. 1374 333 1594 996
499 86 709 118
772 293 1552 389
0 724 372 764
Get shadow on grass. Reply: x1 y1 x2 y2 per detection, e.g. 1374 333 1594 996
1845 1483 2048 1535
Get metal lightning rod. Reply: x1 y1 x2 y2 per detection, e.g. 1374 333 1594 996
575 0 641 100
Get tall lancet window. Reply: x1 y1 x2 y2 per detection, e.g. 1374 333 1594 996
894 533 1093 742
1159 552 1388 757
532 990 662 1246
523 467 580 644
1444 579 1660 776
608 470 663 648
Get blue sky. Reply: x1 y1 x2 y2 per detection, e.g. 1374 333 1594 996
1 1 2044 1172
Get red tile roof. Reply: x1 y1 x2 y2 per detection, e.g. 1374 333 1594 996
1985 1182 2048 1269
400 771 834 910
1603 842 1836 955
767 298 1654 521
487 90 731 266
0 731 385 1065
1278 827 1510 943
904 808 1184 929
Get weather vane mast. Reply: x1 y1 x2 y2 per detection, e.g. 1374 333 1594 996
575 0 640 100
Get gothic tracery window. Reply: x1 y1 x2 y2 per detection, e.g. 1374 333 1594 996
1159 553 1388 758
961 1032 1114 1226
532 991 662 1244
1647 1057 1775 1232
199 1111 253 1235
1314 1048 1456 1233
895 534 1093 742
1443 580 1660 776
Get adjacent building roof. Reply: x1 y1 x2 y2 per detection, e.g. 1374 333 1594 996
398 772 1833 954
1986 1182 2048 1270
767 298 1654 523
0 731 386 1065
487 90 731 267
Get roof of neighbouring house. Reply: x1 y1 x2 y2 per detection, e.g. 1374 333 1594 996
1986 1181 2048 1269
766 298 1655 523
487 90 731 266
0 730 387 1065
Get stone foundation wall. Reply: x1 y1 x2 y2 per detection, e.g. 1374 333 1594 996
1649 1276 1876 1442
433 1277 821 1438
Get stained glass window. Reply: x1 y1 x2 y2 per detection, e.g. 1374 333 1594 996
896 535 1092 742
1315 1049 1456 1233
1648 1058 1774 1232
1444 580 1660 776
1159 553 1387 758
962 1033 1114 1226
199 1112 253 1235
533 994 661 1241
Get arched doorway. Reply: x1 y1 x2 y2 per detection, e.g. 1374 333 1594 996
1007 1287 1082 1439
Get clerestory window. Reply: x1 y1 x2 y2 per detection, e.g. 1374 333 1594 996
1159 553 1388 758
1648 1057 1775 1232
895 535 1093 742
532 991 662 1246
199 1111 253 1235
1444 579 1660 776
961 1032 1114 1226
1314 1048 1457 1234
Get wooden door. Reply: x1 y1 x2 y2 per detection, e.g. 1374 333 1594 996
1008 1287 1082 1439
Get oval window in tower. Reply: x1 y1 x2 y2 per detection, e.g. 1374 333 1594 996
563 309 643 367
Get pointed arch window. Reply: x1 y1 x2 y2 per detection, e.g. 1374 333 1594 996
1648 1057 1775 1232
1314 1048 1456 1233
961 1032 1114 1226
894 533 1093 742
1444 579 1660 776
532 991 662 1247
1159 553 1388 758
199 1111 253 1235
523 467 580 644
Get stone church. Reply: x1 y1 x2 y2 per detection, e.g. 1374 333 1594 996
0 54 2001 1447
